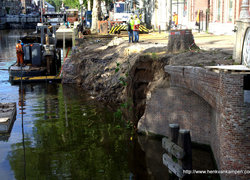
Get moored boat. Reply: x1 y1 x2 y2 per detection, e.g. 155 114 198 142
9 25 62 83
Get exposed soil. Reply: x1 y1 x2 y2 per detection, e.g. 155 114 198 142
62 36 234 125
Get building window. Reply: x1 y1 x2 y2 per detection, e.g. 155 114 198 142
217 0 221 21
228 0 233 22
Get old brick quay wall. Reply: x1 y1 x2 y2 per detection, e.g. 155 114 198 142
138 66 250 180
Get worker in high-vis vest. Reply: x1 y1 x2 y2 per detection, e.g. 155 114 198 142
173 12 178 27
133 15 140 42
128 16 134 43
195 10 200 26
16 40 24 66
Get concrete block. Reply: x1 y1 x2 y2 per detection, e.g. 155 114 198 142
233 20 250 64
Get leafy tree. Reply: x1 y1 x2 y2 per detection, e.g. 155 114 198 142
63 0 80 9
47 0 61 11
46 0 86 11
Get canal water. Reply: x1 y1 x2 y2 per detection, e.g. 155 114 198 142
0 30 219 180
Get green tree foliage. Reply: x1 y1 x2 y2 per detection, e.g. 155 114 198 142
46 0 113 12
47 0 61 11
64 0 80 9
47 0 82 11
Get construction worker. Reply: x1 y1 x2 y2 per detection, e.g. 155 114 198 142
133 15 140 42
195 10 200 26
173 12 178 28
16 40 24 67
128 16 134 43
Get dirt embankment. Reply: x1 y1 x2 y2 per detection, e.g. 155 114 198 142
62 37 233 124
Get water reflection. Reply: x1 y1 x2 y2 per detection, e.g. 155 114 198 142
0 30 32 61
7 84 135 179
18 85 26 114
20 83 27 180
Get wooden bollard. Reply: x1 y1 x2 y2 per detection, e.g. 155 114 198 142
169 124 179 144
169 124 180 176
162 126 192 179
178 129 192 172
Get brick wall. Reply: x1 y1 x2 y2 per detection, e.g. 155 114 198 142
138 86 213 143
189 0 208 22
138 66 250 180
166 66 250 180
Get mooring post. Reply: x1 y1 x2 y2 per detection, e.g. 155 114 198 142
169 124 180 176
169 124 179 143
178 129 192 179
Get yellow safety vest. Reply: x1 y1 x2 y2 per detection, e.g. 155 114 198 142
130 19 134 30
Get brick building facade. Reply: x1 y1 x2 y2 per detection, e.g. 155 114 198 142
185 0 250 34
208 0 250 34
142 0 249 34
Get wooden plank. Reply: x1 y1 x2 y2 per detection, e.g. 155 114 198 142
205 65 250 71
0 103 16 133
208 68 250 74
0 117 9 123
163 153 184 178
162 137 185 159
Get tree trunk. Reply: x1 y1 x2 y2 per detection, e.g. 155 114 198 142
98 0 101 20
167 29 199 53
91 0 100 34
87 0 91 11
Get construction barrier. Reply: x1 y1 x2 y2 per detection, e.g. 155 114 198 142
109 24 127 34
109 24 149 34
139 25 149 33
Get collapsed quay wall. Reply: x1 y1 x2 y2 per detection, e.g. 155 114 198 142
138 66 250 180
